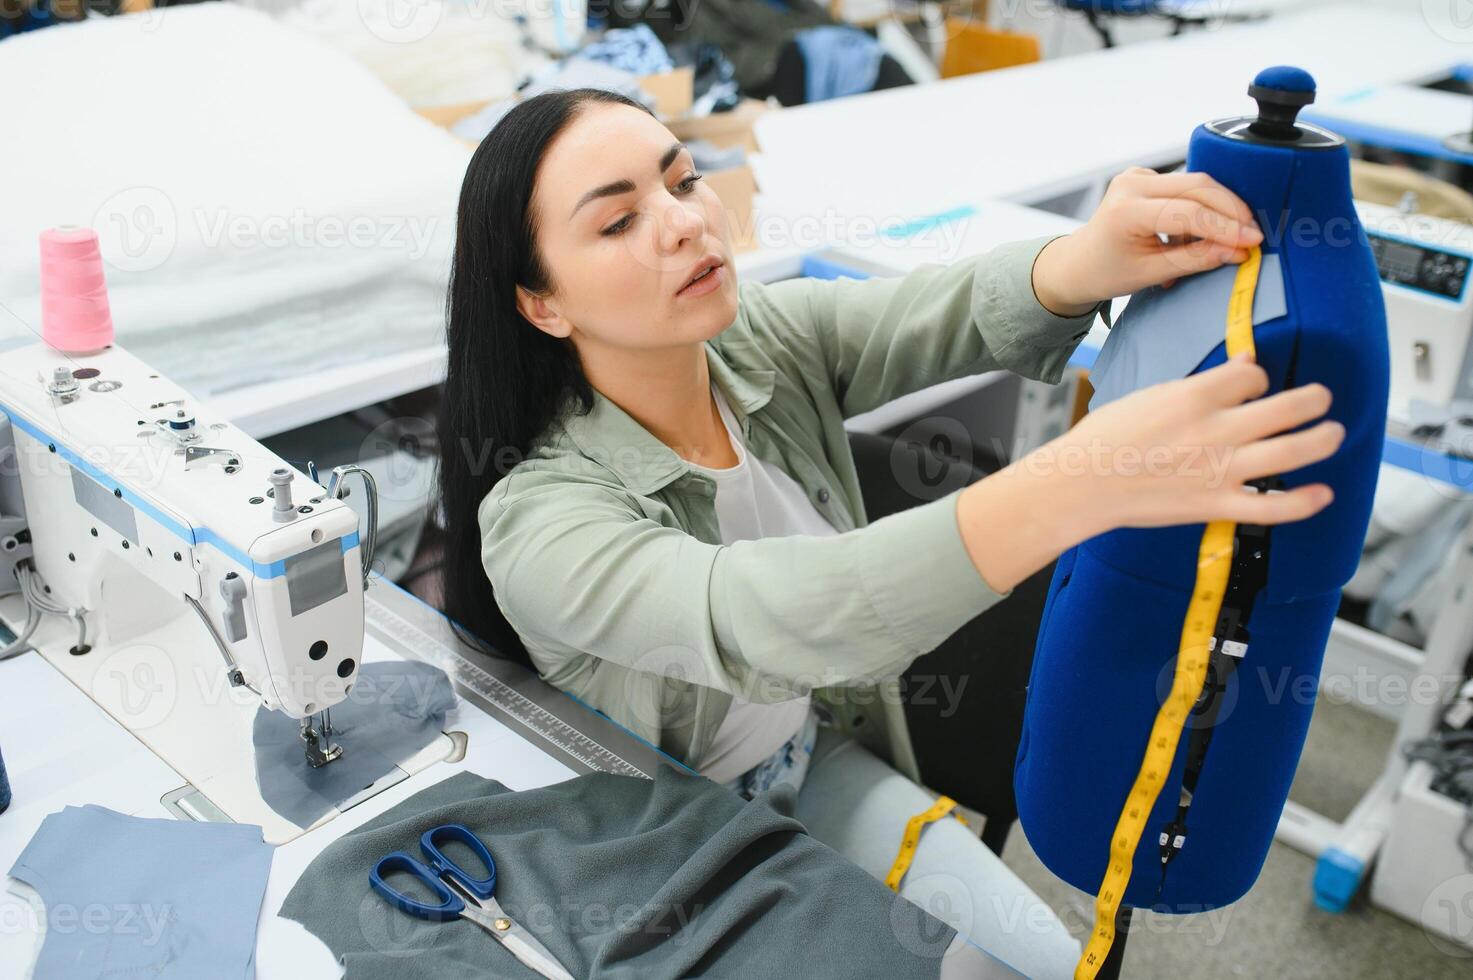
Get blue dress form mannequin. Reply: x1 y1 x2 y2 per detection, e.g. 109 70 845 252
1013 67 1389 911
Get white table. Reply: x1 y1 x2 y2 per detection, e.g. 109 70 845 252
752 3 1473 222
1304 82 1473 164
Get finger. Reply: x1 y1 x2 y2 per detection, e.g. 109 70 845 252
1112 165 1163 185
1143 238 1248 284
1215 383 1333 442
1133 172 1260 236
1179 354 1270 409
1228 420 1346 482
1174 187 1263 246
1139 198 1256 253
1215 483 1335 526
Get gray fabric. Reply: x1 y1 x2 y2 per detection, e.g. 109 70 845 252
252 661 455 828
8 804 272 980
279 768 955 979
1368 497 1473 632
1089 252 1287 409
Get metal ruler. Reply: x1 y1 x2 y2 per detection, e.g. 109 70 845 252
363 585 656 780
1077 246 1262 980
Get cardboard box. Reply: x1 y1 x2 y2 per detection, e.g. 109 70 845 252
636 66 695 121
667 98 773 254
667 98 770 154
414 101 490 130
705 164 759 254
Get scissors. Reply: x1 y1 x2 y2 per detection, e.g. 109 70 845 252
370 823 575 980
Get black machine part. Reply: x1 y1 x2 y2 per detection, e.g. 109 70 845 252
1206 77 1343 150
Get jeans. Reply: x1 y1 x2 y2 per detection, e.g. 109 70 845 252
724 715 1081 980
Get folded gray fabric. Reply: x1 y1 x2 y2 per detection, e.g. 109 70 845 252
280 768 957 978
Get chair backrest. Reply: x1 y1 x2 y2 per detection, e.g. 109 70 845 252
847 428 1052 855
940 20 1041 79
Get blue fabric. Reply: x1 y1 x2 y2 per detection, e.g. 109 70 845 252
1056 1 1159 13
1015 71 1389 911
576 24 672 76
1088 252 1286 410
794 26 883 104
0 8 59 41
8 804 273 979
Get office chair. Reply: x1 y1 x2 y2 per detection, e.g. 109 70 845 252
847 428 1055 855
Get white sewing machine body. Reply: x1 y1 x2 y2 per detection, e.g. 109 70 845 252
1357 201 1473 422
0 340 403 841
0 340 364 716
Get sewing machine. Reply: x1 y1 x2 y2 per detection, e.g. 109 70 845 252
0 338 440 841
1357 200 1473 426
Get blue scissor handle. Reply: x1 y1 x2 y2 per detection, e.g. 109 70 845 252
370 852 466 920
420 824 498 901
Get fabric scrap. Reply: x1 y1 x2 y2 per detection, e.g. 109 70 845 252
7 804 272 980
252 660 456 829
794 26 884 103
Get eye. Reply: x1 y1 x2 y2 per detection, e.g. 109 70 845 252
601 213 634 237
599 173 703 236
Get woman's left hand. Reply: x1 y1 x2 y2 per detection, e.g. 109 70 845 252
1030 166 1265 317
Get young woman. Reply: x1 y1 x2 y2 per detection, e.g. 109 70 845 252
436 88 1343 977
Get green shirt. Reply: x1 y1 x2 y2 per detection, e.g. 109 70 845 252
478 234 1098 777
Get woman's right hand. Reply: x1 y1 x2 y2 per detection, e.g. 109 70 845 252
1059 353 1343 529
956 354 1345 594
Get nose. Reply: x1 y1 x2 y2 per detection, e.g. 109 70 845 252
654 190 705 258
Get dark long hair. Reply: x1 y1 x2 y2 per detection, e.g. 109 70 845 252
436 88 654 667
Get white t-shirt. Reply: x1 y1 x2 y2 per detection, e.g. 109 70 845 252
690 381 837 783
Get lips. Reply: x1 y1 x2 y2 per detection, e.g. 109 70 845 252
677 254 723 295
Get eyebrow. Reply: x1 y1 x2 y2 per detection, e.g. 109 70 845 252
570 141 687 220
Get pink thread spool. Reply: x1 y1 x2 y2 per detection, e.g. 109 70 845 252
39 226 115 354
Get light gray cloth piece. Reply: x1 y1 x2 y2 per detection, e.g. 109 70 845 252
684 139 747 173
7 804 272 980
1089 252 1286 409
280 768 959 979
252 660 455 829
452 60 654 143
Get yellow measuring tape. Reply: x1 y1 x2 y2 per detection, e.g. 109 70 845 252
885 795 969 891
1075 245 1262 980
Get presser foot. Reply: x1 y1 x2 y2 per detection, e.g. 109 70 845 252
300 709 344 768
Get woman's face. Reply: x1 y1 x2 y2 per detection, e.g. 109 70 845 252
517 103 738 352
